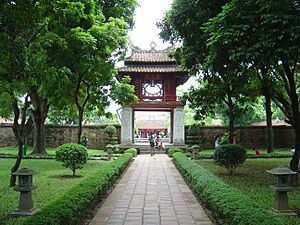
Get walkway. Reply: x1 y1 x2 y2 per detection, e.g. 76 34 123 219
89 154 213 225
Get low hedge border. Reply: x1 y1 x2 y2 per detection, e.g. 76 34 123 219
172 152 285 225
0 154 122 160
189 153 292 160
16 153 133 225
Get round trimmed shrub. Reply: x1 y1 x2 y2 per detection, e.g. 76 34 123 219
56 143 88 176
104 125 117 138
214 144 246 174
104 125 118 145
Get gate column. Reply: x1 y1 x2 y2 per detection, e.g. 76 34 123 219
172 106 185 145
120 106 134 145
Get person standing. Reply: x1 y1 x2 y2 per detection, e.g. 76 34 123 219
148 133 155 156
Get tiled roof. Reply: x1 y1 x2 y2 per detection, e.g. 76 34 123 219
126 50 175 63
118 64 186 73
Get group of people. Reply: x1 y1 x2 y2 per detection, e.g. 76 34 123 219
148 133 164 156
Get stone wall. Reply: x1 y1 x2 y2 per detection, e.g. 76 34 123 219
0 124 18 147
0 124 295 149
0 124 121 149
185 126 295 149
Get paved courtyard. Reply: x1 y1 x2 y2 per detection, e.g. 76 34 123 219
89 154 213 225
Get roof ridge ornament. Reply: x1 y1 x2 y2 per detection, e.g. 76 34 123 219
150 41 157 51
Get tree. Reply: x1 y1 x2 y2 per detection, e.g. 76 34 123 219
55 143 88 176
159 0 245 141
158 0 230 74
110 76 139 106
1 0 138 153
98 0 137 27
0 0 44 184
0 0 73 155
203 0 300 169
43 1 137 143
214 144 247 175
183 71 252 142
0 83 33 186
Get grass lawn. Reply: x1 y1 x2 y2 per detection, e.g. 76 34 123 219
0 147 107 156
0 158 107 225
197 158 300 225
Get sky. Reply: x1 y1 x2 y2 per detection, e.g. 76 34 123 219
127 0 196 89
128 0 173 50
112 0 195 116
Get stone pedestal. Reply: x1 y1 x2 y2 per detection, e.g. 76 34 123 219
11 191 39 217
275 191 289 211
120 106 134 146
172 107 185 146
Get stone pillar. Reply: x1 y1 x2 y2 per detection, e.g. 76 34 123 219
173 106 185 145
120 106 134 145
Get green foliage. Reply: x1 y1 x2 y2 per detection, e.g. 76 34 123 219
80 133 88 147
55 144 88 176
124 148 137 157
197 158 300 225
0 158 107 225
111 76 138 106
172 153 285 225
0 0 138 151
104 125 117 138
214 144 247 174
19 153 133 225
168 148 184 157
202 0 300 169
219 132 230 145
104 125 118 145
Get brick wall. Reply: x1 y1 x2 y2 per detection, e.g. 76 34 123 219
185 126 295 149
0 124 121 149
0 124 295 149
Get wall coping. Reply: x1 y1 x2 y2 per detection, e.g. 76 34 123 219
0 124 121 129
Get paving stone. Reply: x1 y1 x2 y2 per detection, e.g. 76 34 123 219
89 155 213 225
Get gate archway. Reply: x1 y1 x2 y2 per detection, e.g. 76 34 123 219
117 44 188 150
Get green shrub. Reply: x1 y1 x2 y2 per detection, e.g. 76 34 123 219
56 144 88 176
104 125 118 145
104 125 117 137
168 148 184 157
214 144 246 174
124 148 137 157
20 153 133 225
172 152 284 225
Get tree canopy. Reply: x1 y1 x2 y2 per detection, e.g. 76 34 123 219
160 0 300 169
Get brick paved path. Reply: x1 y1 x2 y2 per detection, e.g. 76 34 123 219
89 154 213 225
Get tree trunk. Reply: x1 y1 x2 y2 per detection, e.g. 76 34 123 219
74 79 91 144
10 142 23 187
281 61 300 175
29 87 49 155
228 96 235 144
9 96 32 187
31 113 46 154
290 130 300 171
77 109 84 144
265 92 274 153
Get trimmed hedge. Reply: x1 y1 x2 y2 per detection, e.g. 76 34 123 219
172 152 285 225
124 148 137 157
192 153 292 160
18 153 133 225
168 148 184 157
